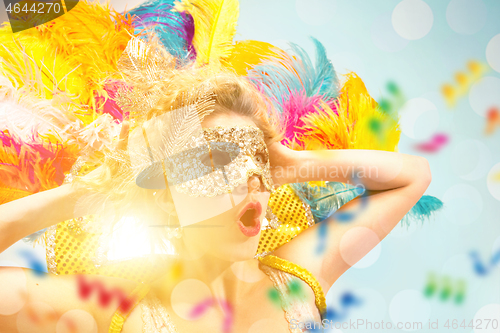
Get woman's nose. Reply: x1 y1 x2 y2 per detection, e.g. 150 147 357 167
247 175 263 192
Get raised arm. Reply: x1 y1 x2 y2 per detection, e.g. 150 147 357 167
0 122 129 254
0 184 83 253
268 142 432 293
269 142 427 189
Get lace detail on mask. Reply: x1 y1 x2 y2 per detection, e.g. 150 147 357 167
174 126 274 197
141 293 178 333
258 262 321 333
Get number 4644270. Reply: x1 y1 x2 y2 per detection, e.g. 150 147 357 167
5 2 61 14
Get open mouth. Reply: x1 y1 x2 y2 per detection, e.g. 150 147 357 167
240 208 257 226
237 202 262 237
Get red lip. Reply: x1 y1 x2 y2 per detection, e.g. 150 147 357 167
237 201 262 237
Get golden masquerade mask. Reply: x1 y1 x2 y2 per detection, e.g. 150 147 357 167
192 126 274 196
137 125 273 197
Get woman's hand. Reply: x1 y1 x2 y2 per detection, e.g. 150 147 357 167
267 141 300 187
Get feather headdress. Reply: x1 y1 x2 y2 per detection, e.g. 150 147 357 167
0 130 78 196
0 74 80 143
127 0 195 62
225 40 288 76
295 72 401 151
290 181 364 223
174 0 239 67
0 0 137 122
246 37 340 145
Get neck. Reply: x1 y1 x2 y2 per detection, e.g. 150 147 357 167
181 246 245 308
153 242 262 313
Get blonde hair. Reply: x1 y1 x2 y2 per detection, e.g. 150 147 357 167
73 68 283 229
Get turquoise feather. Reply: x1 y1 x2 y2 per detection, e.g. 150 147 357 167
127 0 195 62
400 195 444 228
291 182 444 226
247 37 340 142
311 37 339 98
22 228 47 245
290 182 362 223
247 36 340 114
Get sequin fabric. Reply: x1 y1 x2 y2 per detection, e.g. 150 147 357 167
173 126 274 197
256 184 315 257
44 216 171 284
259 255 327 317
258 262 322 333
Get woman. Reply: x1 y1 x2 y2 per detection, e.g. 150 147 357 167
0 59 432 332
0 0 441 331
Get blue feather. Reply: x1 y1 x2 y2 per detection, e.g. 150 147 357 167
22 228 47 245
292 182 444 228
247 37 340 114
290 181 362 223
311 36 339 98
400 195 444 228
126 0 195 62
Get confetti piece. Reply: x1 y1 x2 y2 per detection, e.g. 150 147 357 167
18 250 47 276
315 221 328 255
439 277 452 301
423 272 467 305
386 81 400 95
441 60 490 108
76 275 134 312
414 133 449 153
485 106 500 135
377 80 406 119
189 298 215 319
423 273 437 298
469 250 489 276
267 288 281 307
188 297 233 333
454 280 466 305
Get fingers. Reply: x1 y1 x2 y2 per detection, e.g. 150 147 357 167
117 121 130 150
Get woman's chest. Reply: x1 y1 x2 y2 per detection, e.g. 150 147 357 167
167 289 292 333
122 277 319 333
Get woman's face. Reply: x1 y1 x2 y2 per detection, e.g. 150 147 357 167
171 112 272 262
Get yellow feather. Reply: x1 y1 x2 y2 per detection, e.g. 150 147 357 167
0 187 32 205
295 72 401 152
175 0 239 67
0 0 136 125
225 40 286 75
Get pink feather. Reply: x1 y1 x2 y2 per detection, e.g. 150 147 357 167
280 92 339 143
95 80 130 121
0 130 78 193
